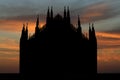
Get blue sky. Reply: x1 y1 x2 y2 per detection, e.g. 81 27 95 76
0 0 120 31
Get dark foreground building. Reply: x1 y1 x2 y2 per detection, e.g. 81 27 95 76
20 7 97 80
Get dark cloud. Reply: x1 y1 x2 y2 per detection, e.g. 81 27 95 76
71 1 120 23
0 0 120 25
105 26 120 34
1 14 46 22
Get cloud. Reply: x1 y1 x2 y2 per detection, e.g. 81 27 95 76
97 32 120 39
0 19 45 32
71 0 120 25
96 32 120 73
97 31 120 73
0 37 19 56
0 37 18 47
2 14 46 22
96 32 120 49
98 48 120 62
1 0 120 32
97 47 120 73
0 37 19 73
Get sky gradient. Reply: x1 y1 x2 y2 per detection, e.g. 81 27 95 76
0 0 120 73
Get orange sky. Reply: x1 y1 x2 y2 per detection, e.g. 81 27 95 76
1 22 120 73
97 32 120 73
0 19 46 33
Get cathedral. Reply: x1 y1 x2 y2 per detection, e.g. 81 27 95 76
20 7 97 80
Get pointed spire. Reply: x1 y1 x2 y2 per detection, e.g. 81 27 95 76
26 23 28 39
46 7 50 24
22 24 25 32
77 15 82 38
91 23 95 34
67 6 70 18
51 6 53 19
92 23 94 31
36 15 39 28
35 15 40 36
21 23 28 41
47 7 50 18
89 23 92 40
67 6 71 24
77 15 81 32
89 23 91 31
78 15 81 27
89 23 96 41
64 6 66 18
92 23 96 37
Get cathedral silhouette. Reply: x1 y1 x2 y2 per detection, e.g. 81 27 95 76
20 7 97 80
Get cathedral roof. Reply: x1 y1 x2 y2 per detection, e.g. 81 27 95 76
54 14 63 20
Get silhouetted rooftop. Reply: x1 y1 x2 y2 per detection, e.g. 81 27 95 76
54 14 63 20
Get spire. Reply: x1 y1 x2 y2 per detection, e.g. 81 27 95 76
22 24 25 33
78 15 81 27
67 6 70 24
21 24 28 41
92 23 96 37
26 23 28 40
77 15 82 34
47 7 50 18
89 23 96 42
35 16 40 36
51 6 53 19
67 6 70 18
89 23 92 40
89 23 91 31
21 24 25 37
91 23 97 53
36 15 39 28
92 23 95 32
46 7 50 24
64 6 66 18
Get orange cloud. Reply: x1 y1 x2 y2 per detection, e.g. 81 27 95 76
98 48 120 62
97 32 120 73
0 37 19 73
0 19 45 33
0 37 19 61
0 20 22 32
8 57 19 61
0 37 19 51
83 12 103 18
96 32 120 49
96 32 120 39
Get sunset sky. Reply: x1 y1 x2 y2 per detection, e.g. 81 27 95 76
0 0 120 73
